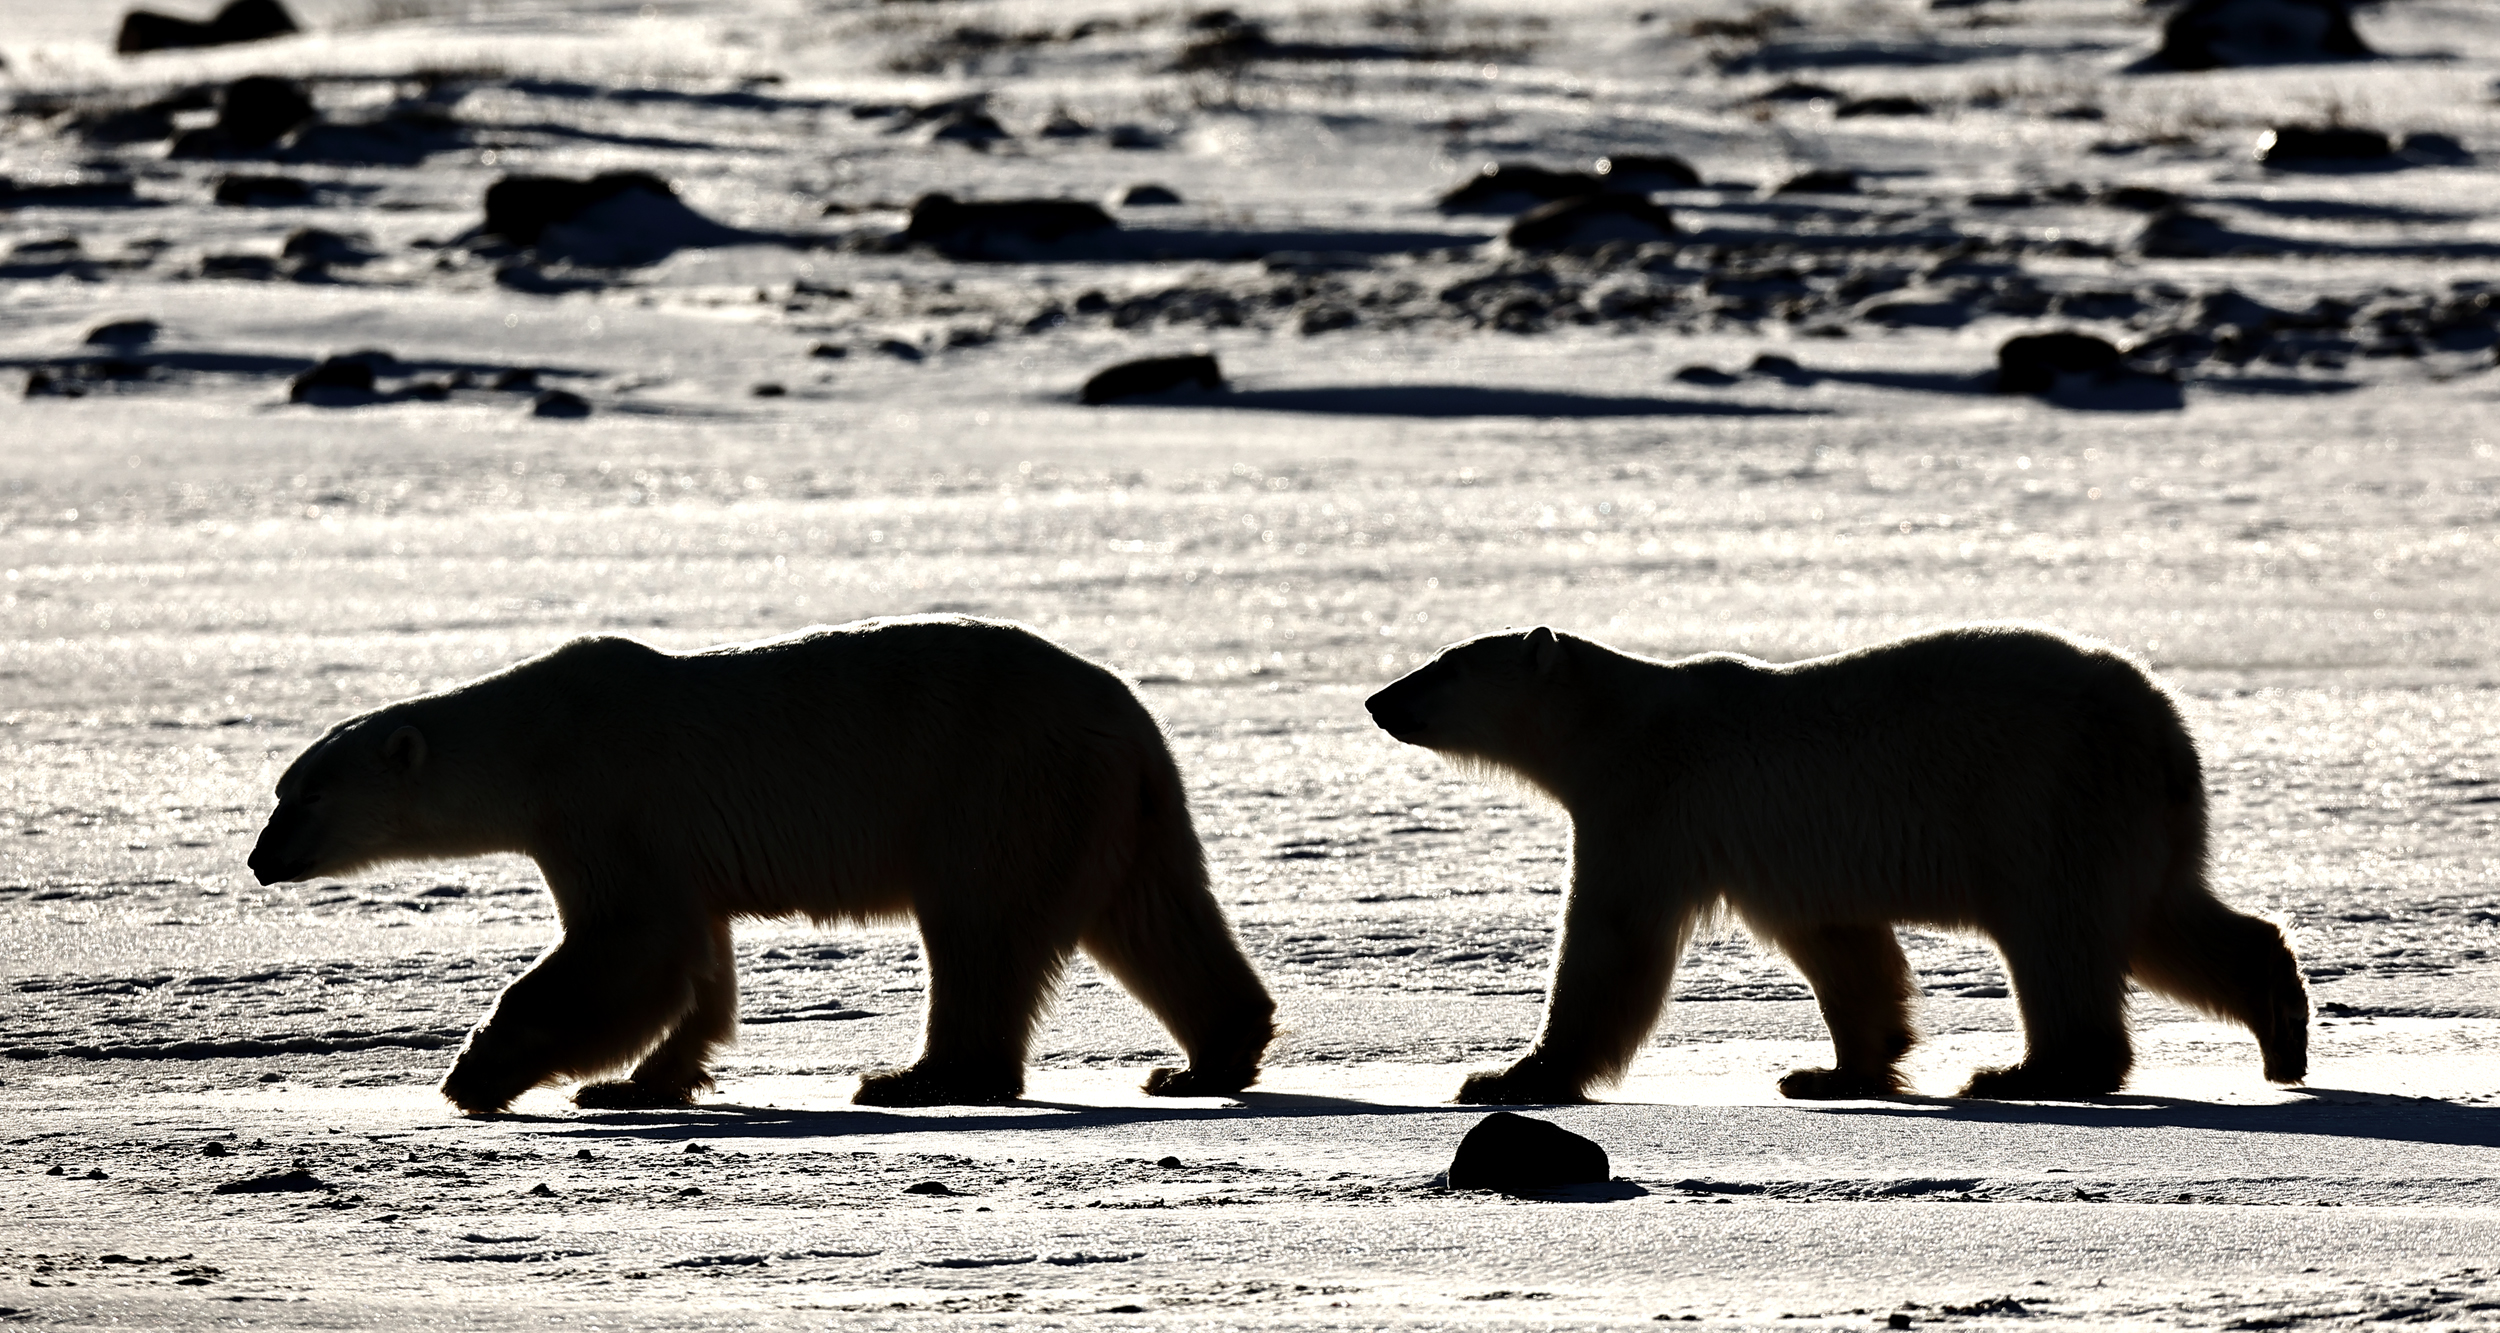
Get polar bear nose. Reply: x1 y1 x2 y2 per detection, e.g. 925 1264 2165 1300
1365 690 1426 742
247 806 318 885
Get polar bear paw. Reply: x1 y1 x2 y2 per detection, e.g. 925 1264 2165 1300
1958 1062 2121 1101
854 1063 1022 1107
1777 1067 1904 1100
573 1079 703 1110
1453 1066 1587 1105
1141 1064 1255 1097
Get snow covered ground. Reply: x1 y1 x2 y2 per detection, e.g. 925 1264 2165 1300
5 0 2500 1326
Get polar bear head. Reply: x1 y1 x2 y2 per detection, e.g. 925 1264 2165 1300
1365 627 1577 780
247 711 446 885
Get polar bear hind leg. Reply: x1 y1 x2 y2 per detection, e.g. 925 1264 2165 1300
1771 922 1919 1099
855 896 1080 1106
574 917 738 1109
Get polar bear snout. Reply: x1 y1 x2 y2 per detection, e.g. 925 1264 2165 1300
247 801 325 885
1364 684 1432 745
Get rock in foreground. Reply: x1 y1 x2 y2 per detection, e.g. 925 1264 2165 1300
1996 332 2122 395
2155 0 2372 71
1446 1112 1610 1194
117 0 296 54
1080 354 1225 405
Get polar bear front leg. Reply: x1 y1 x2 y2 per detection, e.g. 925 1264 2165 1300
575 917 738 1110
440 924 704 1115
1457 867 1695 1105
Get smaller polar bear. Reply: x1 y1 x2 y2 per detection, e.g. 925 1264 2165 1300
1365 624 2307 1102
248 616 1275 1114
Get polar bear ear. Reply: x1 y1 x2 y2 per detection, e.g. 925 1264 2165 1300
383 726 428 775
1527 626 1565 676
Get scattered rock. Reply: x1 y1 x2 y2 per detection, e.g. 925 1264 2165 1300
213 174 312 206
1438 163 1608 215
1748 352 1810 380
1119 183 1183 207
2154 0 2372 71
218 76 316 149
874 338 925 361
530 389 591 418
1445 1112 1610 1194
927 108 1010 146
2097 185 2178 212
903 1180 959 1196
1772 168 1858 195
1673 365 1739 385
200 1141 230 1157
491 368 539 391
528 1183 557 1197
1107 124 1165 150
281 227 375 267
117 0 297 54
212 1168 329 1194
1835 95 1928 118
1081 353 1225 404
904 193 1117 259
289 356 376 403
2401 132 2471 164
1755 81 1842 103
751 382 786 397
807 342 848 359
84 318 160 347
0 175 138 207
1508 194 1675 252
2256 124 2392 166
482 171 675 245
1996 331 2122 394
1157 1156 1184 1169
1594 154 1701 189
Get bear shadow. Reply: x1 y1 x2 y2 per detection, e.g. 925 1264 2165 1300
1792 1089 2500 1150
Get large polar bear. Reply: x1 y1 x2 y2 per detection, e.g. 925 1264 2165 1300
1365 624 2306 1102
248 616 1276 1114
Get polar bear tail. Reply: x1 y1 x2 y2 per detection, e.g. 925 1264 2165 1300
1079 742 1277 1097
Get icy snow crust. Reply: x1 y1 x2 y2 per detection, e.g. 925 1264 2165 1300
5 0 2500 1326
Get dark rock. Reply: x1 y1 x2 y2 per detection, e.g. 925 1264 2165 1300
2098 185 2178 212
0 176 137 208
1772 169 1858 195
118 0 298 54
1674 365 1739 385
1037 110 1092 138
211 1168 329 1194
1967 191 2034 209
1300 305 1358 335
903 1180 958 1195
1748 353 1810 379
1107 124 1164 150
1594 154 1701 189
1120 183 1183 207
2401 132 2471 164
2154 0 2372 71
927 108 1010 146
1081 353 1225 404
25 371 79 398
281 106 466 166
1997 331 2122 394
1445 1112 1610 1194
530 389 591 418
2256 124 2391 165
289 355 378 403
2134 209 2240 259
200 253 279 279
904 193 1117 259
874 338 924 361
1835 95 1929 118
217 76 315 149
1508 194 1675 252
1438 163 1608 215
807 342 848 359
85 318 160 346
491 368 538 391
1755 81 1842 103
751 382 786 397
214 174 311 206
281 227 375 266
482 170 676 245
201 1141 230 1157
